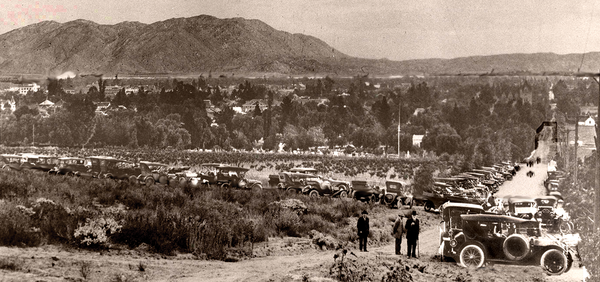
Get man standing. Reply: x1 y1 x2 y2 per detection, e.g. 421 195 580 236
405 210 420 258
392 214 405 255
357 210 369 252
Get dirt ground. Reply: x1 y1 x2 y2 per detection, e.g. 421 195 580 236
0 141 588 282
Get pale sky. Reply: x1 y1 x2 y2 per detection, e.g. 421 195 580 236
1 0 599 61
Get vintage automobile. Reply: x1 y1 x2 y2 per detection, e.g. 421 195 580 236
414 181 485 212
49 157 87 176
443 213 574 275
288 167 351 191
301 176 348 198
507 196 538 219
214 165 263 190
278 172 316 193
87 156 141 183
382 180 412 208
138 161 171 185
30 155 59 172
1 154 24 171
350 180 381 203
18 154 40 171
534 196 573 233
439 202 486 259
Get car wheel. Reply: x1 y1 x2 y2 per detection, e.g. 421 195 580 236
309 190 319 198
128 175 138 185
145 177 155 186
540 249 568 275
424 201 434 211
221 183 231 189
339 190 348 198
459 244 485 269
251 184 263 191
158 175 169 185
559 220 573 233
66 171 75 177
286 187 297 194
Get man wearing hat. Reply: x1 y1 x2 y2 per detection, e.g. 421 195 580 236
357 210 370 252
405 210 420 258
392 213 406 255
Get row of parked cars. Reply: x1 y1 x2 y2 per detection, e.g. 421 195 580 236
438 166 576 276
1 154 264 190
267 162 517 211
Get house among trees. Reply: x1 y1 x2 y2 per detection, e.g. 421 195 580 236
412 135 424 147
242 99 268 113
8 83 41 95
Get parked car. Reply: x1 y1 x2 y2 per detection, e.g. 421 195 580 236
301 176 347 198
278 172 316 193
534 196 573 233
1 154 24 171
49 157 87 176
350 180 381 203
439 202 486 260
383 180 412 208
288 167 351 191
506 196 538 219
87 156 140 183
138 161 170 186
214 165 262 190
443 213 574 275
30 155 59 172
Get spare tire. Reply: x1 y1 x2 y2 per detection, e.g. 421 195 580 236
503 234 530 260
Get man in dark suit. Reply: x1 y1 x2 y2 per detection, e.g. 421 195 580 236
405 210 420 258
392 214 405 255
357 210 369 252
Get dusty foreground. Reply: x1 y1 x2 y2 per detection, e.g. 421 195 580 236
0 142 588 282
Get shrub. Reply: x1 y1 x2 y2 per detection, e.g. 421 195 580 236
74 217 122 248
0 201 40 246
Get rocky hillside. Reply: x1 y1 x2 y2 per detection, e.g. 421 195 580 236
1 15 600 76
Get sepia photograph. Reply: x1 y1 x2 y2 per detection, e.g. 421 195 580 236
0 0 597 281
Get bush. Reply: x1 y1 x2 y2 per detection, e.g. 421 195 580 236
0 201 40 246
74 217 122 248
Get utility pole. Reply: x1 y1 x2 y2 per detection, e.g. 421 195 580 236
397 96 401 158
574 115 579 185
593 76 600 231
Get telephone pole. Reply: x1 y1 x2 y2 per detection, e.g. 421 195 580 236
593 76 600 230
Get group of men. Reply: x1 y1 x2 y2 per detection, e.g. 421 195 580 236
356 210 420 258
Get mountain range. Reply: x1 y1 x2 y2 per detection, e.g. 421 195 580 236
1 15 600 76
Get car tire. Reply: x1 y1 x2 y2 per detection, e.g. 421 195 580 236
158 175 169 185
503 234 530 261
540 249 568 275
251 184 263 191
424 201 434 212
339 190 348 198
309 190 319 198
459 244 485 269
286 187 297 194
128 175 138 185
559 220 573 233
221 183 231 189
145 177 155 186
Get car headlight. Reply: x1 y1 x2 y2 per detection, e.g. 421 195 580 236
537 212 542 217
450 239 457 247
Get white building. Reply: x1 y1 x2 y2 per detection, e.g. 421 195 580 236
412 135 424 147
9 83 41 95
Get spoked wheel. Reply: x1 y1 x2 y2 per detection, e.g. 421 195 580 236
459 245 485 269
540 249 568 275
221 183 231 189
559 221 573 233
286 187 298 194
338 190 348 198
309 190 319 198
